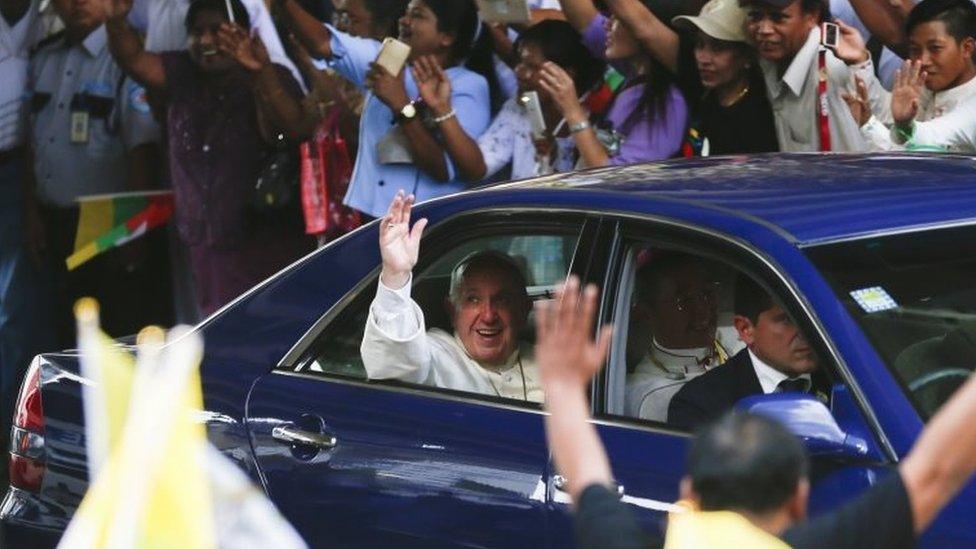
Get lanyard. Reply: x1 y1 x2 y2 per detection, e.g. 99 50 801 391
817 48 831 152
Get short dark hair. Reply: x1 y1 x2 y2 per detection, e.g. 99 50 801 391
514 20 606 95
185 0 250 30
363 0 410 38
738 0 830 23
634 253 703 304
688 412 809 513
906 0 976 43
733 275 774 324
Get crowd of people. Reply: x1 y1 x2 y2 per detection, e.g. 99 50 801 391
1 0 976 541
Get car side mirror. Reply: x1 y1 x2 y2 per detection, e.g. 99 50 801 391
734 392 871 461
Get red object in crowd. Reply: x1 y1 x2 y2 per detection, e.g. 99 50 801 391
583 82 615 119
301 109 361 240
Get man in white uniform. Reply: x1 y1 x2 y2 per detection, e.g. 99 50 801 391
625 254 743 422
361 191 542 402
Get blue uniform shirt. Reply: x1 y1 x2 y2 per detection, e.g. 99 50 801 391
317 25 490 218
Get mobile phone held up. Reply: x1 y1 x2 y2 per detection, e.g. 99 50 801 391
821 22 839 49
476 0 531 25
375 38 411 76
519 91 546 139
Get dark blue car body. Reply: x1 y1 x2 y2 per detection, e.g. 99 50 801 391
4 154 976 547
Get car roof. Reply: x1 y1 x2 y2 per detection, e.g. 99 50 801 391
492 153 976 246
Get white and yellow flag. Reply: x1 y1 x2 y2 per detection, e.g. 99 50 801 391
59 300 305 549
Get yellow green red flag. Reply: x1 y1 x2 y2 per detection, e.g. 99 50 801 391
67 190 175 271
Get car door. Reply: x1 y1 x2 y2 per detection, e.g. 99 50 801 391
546 219 894 546
245 212 598 548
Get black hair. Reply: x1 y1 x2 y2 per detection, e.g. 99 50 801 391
906 0 976 43
185 0 250 30
688 412 809 513
634 252 704 304
733 275 774 324
422 0 504 113
616 0 681 133
363 0 410 38
514 19 607 96
423 0 480 63
738 0 830 24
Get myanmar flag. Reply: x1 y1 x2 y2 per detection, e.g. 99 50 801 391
67 191 175 271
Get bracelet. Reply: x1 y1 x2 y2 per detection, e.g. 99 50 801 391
569 120 591 134
432 108 456 124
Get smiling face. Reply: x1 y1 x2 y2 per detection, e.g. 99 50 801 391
398 0 452 60
744 1 818 64
187 9 235 73
908 20 976 92
448 264 529 367
735 305 819 377
694 32 751 89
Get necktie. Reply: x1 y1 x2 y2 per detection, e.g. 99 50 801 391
777 378 810 394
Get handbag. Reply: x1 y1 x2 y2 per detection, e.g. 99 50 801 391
300 108 361 241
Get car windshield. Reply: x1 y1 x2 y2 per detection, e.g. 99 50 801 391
806 224 976 420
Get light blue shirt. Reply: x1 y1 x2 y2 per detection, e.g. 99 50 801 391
317 25 490 217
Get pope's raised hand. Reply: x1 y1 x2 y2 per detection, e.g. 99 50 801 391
379 191 428 290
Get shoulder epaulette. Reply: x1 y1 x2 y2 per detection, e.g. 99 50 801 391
31 30 66 56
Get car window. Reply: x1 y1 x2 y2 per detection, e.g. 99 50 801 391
601 231 839 432
806 224 976 420
300 221 583 406
604 242 745 426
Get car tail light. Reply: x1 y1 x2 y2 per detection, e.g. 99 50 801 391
10 360 45 492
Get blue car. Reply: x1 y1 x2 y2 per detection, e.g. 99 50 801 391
4 154 976 547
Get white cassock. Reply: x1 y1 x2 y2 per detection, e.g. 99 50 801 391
625 326 743 422
130 0 304 90
361 276 543 403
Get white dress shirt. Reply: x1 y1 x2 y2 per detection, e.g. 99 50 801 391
749 349 811 395
860 74 976 151
0 0 40 151
760 26 881 152
625 326 742 422
361 276 543 402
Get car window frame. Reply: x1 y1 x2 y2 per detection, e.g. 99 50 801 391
586 215 897 462
272 208 599 412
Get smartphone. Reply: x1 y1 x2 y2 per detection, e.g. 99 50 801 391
821 22 839 49
476 0 531 25
375 38 411 76
519 91 546 139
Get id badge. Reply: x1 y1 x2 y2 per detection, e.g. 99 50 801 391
70 111 90 144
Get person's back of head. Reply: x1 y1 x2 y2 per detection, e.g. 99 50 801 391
686 412 809 520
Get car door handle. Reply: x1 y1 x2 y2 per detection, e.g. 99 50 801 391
553 475 625 497
272 424 337 449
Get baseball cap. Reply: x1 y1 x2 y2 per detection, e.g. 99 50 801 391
672 0 748 43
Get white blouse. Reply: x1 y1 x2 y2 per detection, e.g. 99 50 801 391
478 97 576 181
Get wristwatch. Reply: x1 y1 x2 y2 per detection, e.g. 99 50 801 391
394 101 418 125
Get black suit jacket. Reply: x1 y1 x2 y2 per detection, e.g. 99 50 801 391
667 349 763 431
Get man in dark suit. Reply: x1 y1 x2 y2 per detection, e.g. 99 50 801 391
668 276 821 430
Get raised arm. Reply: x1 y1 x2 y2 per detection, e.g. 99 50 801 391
537 276 614 501
900 371 976 533
538 62 610 168
276 0 334 59
557 0 599 33
217 24 309 141
847 0 913 51
412 56 489 182
604 0 680 74
105 0 166 91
